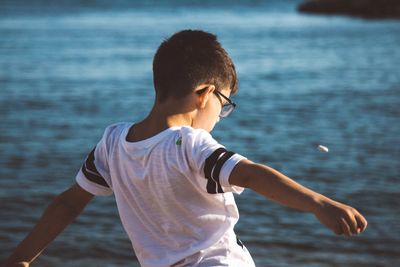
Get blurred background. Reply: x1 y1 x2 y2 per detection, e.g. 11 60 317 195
0 0 399 266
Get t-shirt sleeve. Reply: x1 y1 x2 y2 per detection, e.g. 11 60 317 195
75 127 114 196
183 127 246 195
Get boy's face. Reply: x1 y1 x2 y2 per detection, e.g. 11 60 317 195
191 86 232 132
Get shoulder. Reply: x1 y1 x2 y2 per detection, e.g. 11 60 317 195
180 126 220 148
179 126 225 162
98 122 131 149
103 122 130 136
100 122 132 141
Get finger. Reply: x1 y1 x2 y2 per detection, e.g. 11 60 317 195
355 212 368 233
340 218 352 237
345 212 358 235
333 225 342 235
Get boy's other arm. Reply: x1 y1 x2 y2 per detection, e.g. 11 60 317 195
230 159 368 236
3 183 94 267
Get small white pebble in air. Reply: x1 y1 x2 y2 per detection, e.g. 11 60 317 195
317 145 329 153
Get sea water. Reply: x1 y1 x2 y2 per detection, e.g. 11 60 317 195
1 1 399 266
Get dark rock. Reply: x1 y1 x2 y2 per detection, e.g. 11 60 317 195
298 0 400 19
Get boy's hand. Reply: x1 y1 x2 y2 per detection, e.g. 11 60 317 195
313 198 368 236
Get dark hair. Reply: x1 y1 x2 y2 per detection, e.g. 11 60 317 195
152 30 238 102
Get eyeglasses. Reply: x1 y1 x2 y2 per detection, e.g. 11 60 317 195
214 90 236 118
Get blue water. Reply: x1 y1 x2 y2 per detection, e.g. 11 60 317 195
1 1 399 266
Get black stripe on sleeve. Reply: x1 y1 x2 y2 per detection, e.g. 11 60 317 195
204 148 227 194
85 148 101 175
81 147 109 187
204 148 226 178
236 236 244 249
211 151 235 193
206 174 218 194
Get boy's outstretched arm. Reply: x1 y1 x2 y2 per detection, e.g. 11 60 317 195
3 183 94 267
230 159 368 236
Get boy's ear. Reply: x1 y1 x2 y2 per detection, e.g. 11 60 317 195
194 84 215 108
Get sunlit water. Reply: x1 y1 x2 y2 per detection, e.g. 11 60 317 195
1 1 399 266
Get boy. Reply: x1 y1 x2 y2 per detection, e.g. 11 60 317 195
4 30 367 267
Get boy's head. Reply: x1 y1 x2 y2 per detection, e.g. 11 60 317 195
153 30 238 103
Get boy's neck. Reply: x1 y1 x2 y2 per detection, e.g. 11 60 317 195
127 99 194 142
144 108 193 129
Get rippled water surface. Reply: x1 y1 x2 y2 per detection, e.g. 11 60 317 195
1 1 399 266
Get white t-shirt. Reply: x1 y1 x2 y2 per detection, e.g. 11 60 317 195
76 122 255 267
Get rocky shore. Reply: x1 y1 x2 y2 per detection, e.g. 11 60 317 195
298 0 400 19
